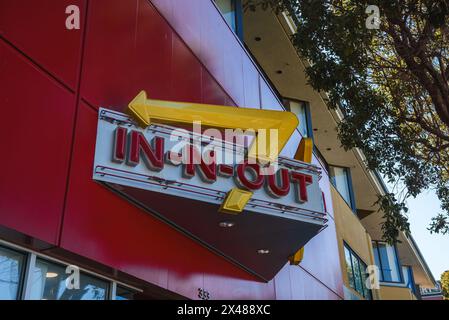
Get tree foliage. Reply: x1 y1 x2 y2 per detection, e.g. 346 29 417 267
245 0 449 243
441 270 449 299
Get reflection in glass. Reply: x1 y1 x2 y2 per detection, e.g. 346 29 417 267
360 261 372 300
215 0 236 31
29 259 108 300
115 286 137 300
344 243 372 299
372 242 402 283
289 100 309 137
373 244 384 282
351 254 363 294
0 246 25 300
330 166 352 207
344 246 355 289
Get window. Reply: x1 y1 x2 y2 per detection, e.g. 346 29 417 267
402 266 416 294
372 241 403 283
0 246 26 300
329 166 356 210
0 242 141 300
215 0 243 38
284 100 313 138
115 285 138 300
344 243 372 299
29 258 109 300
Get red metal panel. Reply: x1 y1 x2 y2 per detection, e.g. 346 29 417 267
167 270 203 300
171 35 202 103
171 0 201 59
202 69 229 106
80 0 138 110
80 0 173 110
0 40 76 244
152 0 249 107
0 0 84 89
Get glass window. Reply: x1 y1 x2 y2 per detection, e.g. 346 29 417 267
330 166 354 209
343 243 372 299
402 266 415 293
286 100 311 138
29 258 109 300
344 246 355 289
360 260 372 300
372 241 402 283
0 246 26 300
215 0 237 32
115 286 138 300
351 254 363 294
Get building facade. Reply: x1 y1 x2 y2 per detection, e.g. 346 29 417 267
421 281 444 300
0 0 435 300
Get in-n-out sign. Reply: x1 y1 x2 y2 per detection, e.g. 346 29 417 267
112 127 314 203
93 101 327 281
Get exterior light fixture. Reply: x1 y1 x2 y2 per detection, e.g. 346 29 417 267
257 249 270 254
46 272 58 278
219 221 235 228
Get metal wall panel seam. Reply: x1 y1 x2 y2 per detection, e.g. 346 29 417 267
57 0 91 246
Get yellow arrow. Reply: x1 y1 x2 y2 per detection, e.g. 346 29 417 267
127 91 298 163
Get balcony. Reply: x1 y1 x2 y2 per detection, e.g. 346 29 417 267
379 284 417 300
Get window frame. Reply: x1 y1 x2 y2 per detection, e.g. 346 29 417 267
329 165 357 212
283 98 332 174
214 0 244 40
0 240 141 300
283 98 314 139
372 240 404 284
402 265 417 295
343 242 372 300
0 244 27 300
31 257 110 300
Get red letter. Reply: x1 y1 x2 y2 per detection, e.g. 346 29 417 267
112 127 127 163
236 161 264 190
183 145 217 183
128 130 164 171
267 168 290 197
322 191 327 212
291 172 313 203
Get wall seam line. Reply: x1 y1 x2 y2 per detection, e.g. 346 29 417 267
57 0 91 246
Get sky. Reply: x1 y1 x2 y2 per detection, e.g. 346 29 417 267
406 190 449 281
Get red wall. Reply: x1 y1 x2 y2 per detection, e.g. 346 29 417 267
0 0 343 299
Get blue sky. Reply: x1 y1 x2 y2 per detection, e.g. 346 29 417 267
407 190 449 281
